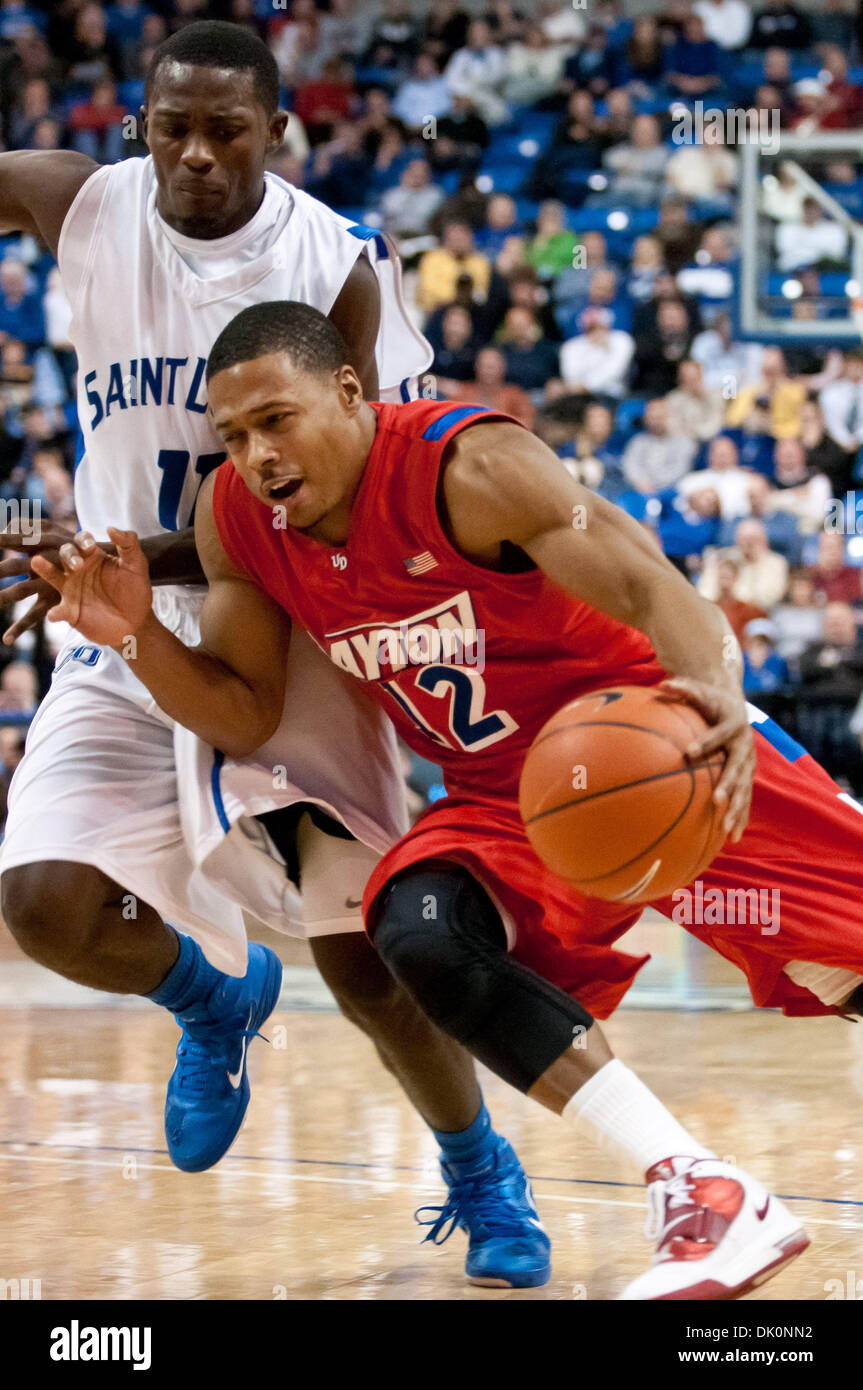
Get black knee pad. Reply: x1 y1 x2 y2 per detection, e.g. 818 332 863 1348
372 864 594 1093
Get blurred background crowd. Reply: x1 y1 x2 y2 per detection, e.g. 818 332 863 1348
1 0 863 820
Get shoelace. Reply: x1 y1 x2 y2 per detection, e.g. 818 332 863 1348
175 1022 265 1095
415 1172 536 1246
644 1171 698 1243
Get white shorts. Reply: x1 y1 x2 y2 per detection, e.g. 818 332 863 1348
0 588 409 975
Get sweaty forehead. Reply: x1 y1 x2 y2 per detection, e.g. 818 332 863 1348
148 62 261 115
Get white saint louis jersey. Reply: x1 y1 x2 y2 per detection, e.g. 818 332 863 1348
1 157 427 971
58 155 432 540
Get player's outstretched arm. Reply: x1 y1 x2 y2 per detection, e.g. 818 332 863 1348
441 423 755 840
0 150 98 256
32 481 290 757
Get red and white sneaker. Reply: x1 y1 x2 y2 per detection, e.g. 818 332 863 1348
619 1156 810 1300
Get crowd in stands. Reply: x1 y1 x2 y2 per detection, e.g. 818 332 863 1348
3 0 863 813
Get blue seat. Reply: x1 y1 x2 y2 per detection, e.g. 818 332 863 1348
477 161 531 194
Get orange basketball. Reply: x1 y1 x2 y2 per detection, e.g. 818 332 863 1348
518 685 728 903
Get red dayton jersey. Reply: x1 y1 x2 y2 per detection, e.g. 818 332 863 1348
212 399 664 799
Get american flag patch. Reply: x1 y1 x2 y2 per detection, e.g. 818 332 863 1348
403 551 439 576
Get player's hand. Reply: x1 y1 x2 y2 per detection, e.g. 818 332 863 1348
0 521 82 644
31 528 153 648
661 676 755 843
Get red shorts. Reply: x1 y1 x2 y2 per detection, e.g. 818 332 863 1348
363 714 863 1019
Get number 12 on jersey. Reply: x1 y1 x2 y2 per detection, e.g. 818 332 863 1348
383 665 518 752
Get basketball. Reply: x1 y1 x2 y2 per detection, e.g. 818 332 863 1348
518 686 728 903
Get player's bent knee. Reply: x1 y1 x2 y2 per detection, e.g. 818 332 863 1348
372 865 595 1093
1 863 104 965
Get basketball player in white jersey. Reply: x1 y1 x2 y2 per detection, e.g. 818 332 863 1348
0 22 553 1290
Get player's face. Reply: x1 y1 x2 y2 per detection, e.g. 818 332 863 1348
208 354 375 541
142 65 287 239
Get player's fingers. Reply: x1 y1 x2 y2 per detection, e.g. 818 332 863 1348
0 577 41 607
690 716 747 760
31 554 65 588
58 542 86 572
723 754 755 841
3 594 53 645
106 527 147 574
75 531 98 554
0 555 34 578
714 739 755 833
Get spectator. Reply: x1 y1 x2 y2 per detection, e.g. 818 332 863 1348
665 126 737 204
553 229 611 309
768 437 832 533
365 0 421 67
799 396 853 495
805 531 863 604
272 10 322 88
67 78 127 164
598 114 669 208
8 77 56 150
632 296 695 396
797 602 863 790
665 358 726 442
497 306 559 394
0 258 44 348
380 159 445 238
525 90 603 199
606 16 664 94
725 346 806 440
680 434 755 522
559 306 634 400
0 659 38 712
304 120 369 211
625 235 666 304
445 19 508 126
65 2 122 85
819 349 863 456
693 0 753 49
293 57 357 146
442 345 534 428
503 29 566 107
722 518 791 609
654 195 703 275
318 0 373 66
817 46 863 130
391 52 451 129
691 311 763 394
772 570 825 661
710 552 768 643
0 725 26 831
474 193 521 260
417 220 492 314
664 13 722 99
423 0 471 65
749 0 812 50
621 396 696 494
742 621 790 695
428 302 477 382
762 160 807 224
523 201 578 281
775 197 849 273
425 93 489 175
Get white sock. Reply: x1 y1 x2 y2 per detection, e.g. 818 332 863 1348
562 1059 715 1177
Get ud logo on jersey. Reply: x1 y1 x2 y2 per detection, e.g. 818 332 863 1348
84 355 209 430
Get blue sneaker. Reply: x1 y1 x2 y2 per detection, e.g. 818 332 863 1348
416 1134 552 1288
164 943 282 1173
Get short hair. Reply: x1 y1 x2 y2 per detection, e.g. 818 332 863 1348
206 302 350 384
146 21 280 114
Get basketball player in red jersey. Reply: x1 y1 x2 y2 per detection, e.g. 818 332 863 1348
39 300 863 1300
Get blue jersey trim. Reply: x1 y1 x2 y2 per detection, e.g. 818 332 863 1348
346 223 389 259
211 749 231 834
73 427 86 473
751 712 807 764
399 377 411 403
421 405 491 442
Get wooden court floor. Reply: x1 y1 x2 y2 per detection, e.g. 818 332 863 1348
2 916 863 1302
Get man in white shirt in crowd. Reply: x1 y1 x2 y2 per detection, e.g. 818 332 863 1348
445 20 508 126
819 348 863 454
559 305 634 399
694 0 753 49
699 518 791 610
621 396 697 494
691 310 763 392
665 357 726 442
678 434 756 520
775 197 849 273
